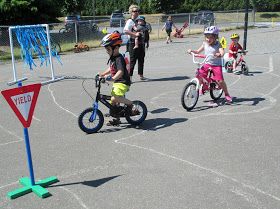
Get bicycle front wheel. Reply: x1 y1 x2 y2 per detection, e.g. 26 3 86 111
78 108 104 134
225 61 233 73
181 82 199 111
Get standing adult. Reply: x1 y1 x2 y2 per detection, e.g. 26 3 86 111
124 5 148 81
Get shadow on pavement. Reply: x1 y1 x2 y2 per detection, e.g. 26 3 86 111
139 117 187 131
133 75 189 83
150 107 169 114
49 175 122 188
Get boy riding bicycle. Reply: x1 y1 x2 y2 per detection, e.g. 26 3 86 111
187 26 232 103
228 33 246 74
99 31 139 126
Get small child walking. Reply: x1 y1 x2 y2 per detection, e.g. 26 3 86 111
162 16 177 44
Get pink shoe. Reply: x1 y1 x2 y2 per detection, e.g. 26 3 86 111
225 95 232 103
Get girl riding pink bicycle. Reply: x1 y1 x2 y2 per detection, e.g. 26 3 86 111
187 26 232 103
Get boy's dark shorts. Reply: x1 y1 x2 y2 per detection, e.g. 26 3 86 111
166 29 172 36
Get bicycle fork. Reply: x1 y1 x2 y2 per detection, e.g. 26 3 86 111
89 101 99 122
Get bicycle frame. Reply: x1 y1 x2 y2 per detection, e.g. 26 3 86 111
226 51 247 70
189 53 216 91
90 77 113 121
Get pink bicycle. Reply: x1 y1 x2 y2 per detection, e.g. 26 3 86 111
224 50 248 75
181 53 223 111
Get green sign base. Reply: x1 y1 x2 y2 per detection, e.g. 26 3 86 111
7 176 59 199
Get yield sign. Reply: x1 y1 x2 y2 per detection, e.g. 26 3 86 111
1 83 41 128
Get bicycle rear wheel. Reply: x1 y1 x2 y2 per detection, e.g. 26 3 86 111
78 108 104 134
181 82 199 111
125 101 147 125
210 82 223 100
241 64 249 75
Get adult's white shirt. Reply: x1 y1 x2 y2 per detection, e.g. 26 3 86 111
123 19 135 39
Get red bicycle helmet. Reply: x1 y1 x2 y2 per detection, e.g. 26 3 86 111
100 31 122 47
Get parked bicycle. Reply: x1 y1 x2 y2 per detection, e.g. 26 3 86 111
78 75 147 134
74 42 89 53
181 53 223 111
224 50 248 75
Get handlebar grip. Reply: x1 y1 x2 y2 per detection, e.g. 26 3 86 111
194 54 206 58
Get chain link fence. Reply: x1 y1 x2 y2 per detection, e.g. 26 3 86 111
0 9 273 62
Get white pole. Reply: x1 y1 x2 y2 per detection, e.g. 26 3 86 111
45 24 55 80
7 27 28 86
9 27 17 82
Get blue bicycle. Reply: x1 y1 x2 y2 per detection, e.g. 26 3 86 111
78 75 147 134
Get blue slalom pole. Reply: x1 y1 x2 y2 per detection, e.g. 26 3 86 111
23 128 35 185
18 81 35 186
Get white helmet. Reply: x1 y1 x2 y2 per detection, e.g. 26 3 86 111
204 26 219 35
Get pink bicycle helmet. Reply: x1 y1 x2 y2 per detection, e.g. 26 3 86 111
204 26 219 35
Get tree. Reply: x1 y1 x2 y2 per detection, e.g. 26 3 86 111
0 0 62 25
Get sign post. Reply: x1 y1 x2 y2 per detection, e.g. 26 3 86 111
1 83 59 199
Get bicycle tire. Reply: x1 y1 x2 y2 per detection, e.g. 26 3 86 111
125 100 147 125
78 108 104 134
241 64 249 75
181 82 199 111
224 61 232 73
210 82 223 100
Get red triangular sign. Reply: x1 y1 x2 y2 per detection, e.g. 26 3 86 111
1 83 41 128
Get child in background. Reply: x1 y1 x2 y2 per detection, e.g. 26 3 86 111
228 33 245 74
187 26 233 103
162 16 177 44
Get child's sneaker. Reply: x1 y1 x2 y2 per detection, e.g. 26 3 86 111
225 95 232 103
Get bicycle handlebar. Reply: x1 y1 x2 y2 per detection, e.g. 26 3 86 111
95 74 106 88
237 50 248 54
190 52 214 65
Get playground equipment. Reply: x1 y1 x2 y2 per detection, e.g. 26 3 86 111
173 21 189 38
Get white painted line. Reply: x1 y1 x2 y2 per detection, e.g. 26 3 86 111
48 84 78 118
32 115 41 122
60 187 90 209
0 124 23 146
115 133 280 202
